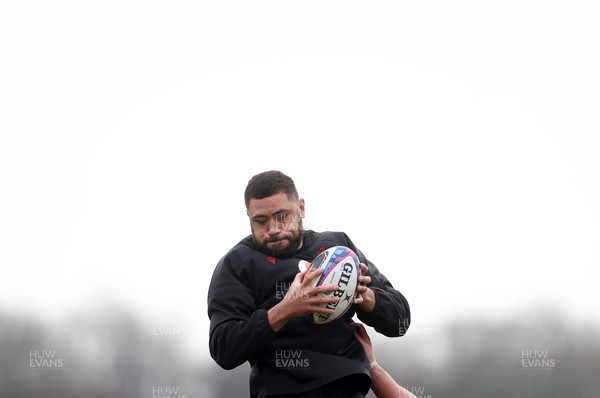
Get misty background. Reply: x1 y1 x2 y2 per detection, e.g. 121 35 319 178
1 1 599 397
2 305 599 397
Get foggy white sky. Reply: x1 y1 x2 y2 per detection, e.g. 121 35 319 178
1 1 599 360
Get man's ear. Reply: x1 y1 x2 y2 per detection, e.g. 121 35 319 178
298 198 305 218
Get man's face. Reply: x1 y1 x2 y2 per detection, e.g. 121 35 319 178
247 192 305 258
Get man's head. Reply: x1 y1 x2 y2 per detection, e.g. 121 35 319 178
245 171 305 258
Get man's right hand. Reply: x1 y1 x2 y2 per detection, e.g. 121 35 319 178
267 267 339 332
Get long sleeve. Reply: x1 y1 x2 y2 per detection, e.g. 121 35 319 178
207 252 277 370
344 234 411 337
354 258 411 337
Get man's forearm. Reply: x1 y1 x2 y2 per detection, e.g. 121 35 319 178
267 304 290 332
209 309 276 370
356 287 410 337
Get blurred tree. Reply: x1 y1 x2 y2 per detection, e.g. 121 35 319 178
1 306 598 398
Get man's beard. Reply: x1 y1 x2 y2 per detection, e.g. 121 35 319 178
254 218 304 258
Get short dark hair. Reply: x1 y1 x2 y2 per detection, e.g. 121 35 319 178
244 170 299 208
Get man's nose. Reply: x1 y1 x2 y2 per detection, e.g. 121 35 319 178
267 218 282 235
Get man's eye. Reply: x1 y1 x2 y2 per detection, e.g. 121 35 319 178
276 214 290 223
255 219 267 225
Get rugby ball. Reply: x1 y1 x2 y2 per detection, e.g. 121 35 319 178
308 246 361 324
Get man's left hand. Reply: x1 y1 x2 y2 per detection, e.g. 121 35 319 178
354 262 376 312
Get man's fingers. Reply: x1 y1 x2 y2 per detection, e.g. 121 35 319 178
314 295 339 304
353 322 366 333
354 327 367 340
302 266 325 285
310 305 337 314
358 264 371 291
351 321 366 334
296 270 307 283
301 263 314 282
314 283 339 294
351 321 372 344
356 285 369 294
312 309 336 315
360 262 369 274
307 292 340 314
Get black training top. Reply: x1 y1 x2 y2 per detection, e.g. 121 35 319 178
207 230 410 398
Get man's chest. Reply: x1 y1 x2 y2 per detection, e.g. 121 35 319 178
249 238 340 309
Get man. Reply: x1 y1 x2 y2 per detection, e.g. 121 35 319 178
208 170 410 398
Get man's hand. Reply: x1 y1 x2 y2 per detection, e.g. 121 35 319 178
267 267 339 332
351 320 418 398
354 262 376 312
350 321 375 362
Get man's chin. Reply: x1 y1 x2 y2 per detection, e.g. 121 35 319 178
255 230 303 258
267 239 288 248
266 240 291 257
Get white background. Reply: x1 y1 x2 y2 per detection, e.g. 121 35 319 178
1 0 599 363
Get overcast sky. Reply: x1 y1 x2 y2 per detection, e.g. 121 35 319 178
1 0 599 360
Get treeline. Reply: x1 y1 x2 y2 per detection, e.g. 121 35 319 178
0 306 598 398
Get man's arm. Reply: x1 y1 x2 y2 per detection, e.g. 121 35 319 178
267 267 339 332
344 235 411 337
355 259 411 337
208 254 339 369
352 322 417 398
208 257 277 370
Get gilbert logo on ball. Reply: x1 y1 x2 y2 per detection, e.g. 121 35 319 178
308 246 361 324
